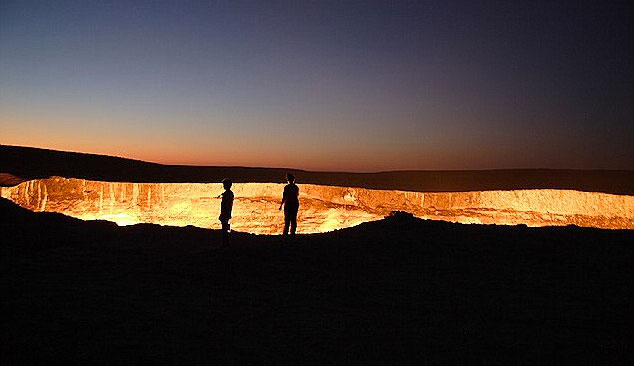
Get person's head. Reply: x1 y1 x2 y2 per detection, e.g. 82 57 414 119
286 173 295 184
222 178 232 190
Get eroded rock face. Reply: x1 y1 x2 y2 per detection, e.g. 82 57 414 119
2 177 633 233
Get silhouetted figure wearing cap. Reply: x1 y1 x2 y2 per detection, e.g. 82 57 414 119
279 173 299 236
218 178 234 245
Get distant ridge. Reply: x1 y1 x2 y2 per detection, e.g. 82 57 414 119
2 145 633 195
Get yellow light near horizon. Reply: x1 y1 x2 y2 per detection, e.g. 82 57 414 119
2 177 634 233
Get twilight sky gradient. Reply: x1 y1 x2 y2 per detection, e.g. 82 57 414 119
1 0 632 171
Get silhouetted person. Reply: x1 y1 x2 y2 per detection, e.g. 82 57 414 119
279 173 299 236
218 178 234 245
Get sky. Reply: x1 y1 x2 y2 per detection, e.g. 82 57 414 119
1 0 632 171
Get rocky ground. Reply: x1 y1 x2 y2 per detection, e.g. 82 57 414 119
1 199 632 364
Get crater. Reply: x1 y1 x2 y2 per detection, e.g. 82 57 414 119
2 177 633 233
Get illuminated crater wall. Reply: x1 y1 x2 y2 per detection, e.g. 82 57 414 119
2 177 634 233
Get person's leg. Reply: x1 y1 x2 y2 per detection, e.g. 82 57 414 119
285 205 297 235
220 219 228 232
290 216 297 235
283 216 290 235
221 220 230 245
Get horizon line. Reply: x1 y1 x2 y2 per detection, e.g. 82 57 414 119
2 143 633 174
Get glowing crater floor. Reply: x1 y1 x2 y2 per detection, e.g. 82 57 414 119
2 177 633 233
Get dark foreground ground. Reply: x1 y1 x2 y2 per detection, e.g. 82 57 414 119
1 198 632 364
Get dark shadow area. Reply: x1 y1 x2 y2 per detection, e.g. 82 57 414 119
3 145 634 194
1 198 632 364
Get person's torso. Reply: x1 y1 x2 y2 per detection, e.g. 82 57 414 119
221 190 234 213
284 184 299 205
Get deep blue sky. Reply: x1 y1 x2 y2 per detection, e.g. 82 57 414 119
1 0 632 170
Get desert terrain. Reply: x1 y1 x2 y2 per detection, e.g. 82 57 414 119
1 145 633 364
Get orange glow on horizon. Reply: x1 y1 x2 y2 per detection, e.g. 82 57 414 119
0 111 520 172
